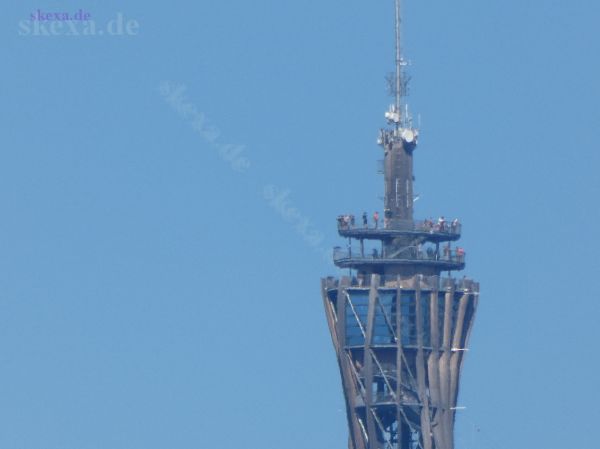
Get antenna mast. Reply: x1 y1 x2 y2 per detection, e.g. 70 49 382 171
395 0 403 117
385 0 412 130
383 0 417 136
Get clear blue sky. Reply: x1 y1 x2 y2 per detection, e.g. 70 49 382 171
1 1 599 448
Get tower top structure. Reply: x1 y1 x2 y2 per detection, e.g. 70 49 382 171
379 0 420 228
334 0 466 276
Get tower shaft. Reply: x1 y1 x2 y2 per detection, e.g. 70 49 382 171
384 141 414 226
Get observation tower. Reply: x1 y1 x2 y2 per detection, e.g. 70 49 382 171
320 2 479 449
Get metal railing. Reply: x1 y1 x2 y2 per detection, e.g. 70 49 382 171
323 275 479 293
336 216 461 235
415 219 461 235
333 246 466 264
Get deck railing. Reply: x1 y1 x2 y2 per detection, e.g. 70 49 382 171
337 216 462 235
333 246 466 264
323 275 479 292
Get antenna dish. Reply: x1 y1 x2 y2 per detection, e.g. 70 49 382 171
402 129 415 143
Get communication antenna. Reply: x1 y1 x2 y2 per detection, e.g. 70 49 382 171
385 0 415 133
395 0 403 117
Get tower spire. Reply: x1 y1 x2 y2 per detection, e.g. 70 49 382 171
380 0 418 226
384 0 413 131
395 0 403 115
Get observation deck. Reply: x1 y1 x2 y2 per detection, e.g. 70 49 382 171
333 246 465 271
337 217 461 243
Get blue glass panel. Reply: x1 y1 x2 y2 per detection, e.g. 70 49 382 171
345 291 369 346
400 292 416 345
